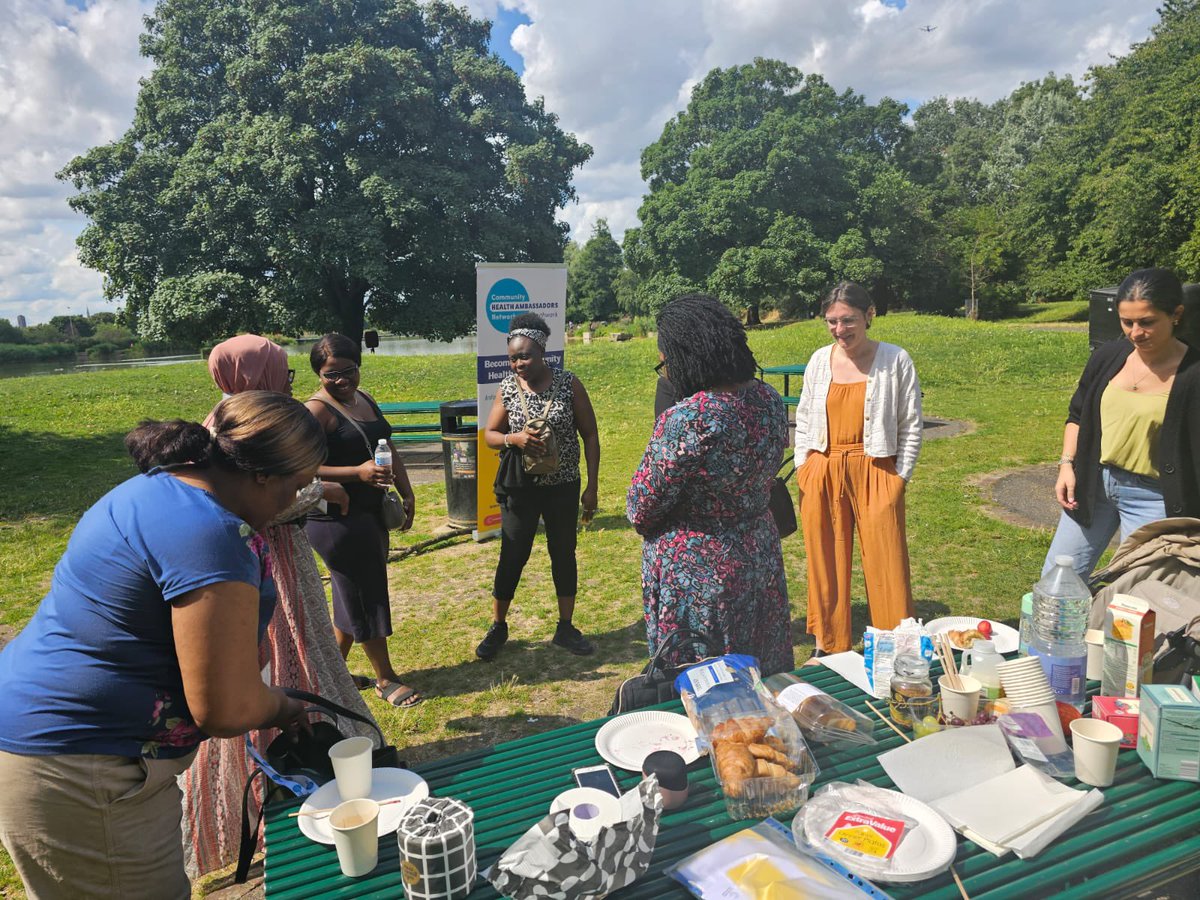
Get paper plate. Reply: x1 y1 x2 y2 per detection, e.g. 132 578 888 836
594 711 700 771
926 617 1019 654
297 768 429 844
799 786 958 883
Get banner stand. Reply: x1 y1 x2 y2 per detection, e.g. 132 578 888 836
474 263 568 541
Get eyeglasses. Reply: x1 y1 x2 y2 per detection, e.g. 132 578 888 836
286 368 295 385
319 364 359 382
654 360 667 375
508 352 535 362
824 317 862 328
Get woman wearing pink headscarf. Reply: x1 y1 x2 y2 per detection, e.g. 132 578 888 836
182 335 380 879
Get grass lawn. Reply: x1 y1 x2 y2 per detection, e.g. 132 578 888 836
0 312 1088 895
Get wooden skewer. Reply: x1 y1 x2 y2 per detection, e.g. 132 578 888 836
950 863 972 900
288 796 410 818
863 700 912 744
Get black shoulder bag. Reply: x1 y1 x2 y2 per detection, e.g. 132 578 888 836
769 454 798 539
235 689 402 883
608 628 718 716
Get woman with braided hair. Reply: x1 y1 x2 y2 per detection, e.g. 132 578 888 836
627 294 794 676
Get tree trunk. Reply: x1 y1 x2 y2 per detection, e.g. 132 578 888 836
324 274 369 344
744 302 761 326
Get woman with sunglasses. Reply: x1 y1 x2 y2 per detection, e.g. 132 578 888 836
305 334 421 708
794 282 923 658
476 312 600 660
180 335 379 878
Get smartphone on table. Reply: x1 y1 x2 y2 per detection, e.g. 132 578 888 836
572 764 621 798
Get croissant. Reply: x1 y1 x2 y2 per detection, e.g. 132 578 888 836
711 716 772 744
713 741 755 788
746 742 795 769
753 758 795 779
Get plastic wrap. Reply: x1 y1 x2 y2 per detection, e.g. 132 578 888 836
762 672 877 747
675 656 819 819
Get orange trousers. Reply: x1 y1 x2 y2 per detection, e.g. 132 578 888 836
798 444 914 653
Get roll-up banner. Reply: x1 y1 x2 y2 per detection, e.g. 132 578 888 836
474 263 568 540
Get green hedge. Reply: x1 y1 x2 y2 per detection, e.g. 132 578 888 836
0 343 75 363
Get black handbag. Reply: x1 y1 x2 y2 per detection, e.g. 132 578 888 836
236 689 402 883
608 628 717 716
769 455 798 539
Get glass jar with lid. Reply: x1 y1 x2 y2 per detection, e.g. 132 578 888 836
889 654 933 727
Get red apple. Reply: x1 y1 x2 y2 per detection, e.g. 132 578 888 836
977 620 993 640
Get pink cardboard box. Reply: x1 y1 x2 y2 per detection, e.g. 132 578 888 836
1092 696 1139 749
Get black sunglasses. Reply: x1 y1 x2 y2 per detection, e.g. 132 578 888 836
320 364 359 382
654 360 667 376
286 368 295 385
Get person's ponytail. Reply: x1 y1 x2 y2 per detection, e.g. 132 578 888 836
125 420 214 473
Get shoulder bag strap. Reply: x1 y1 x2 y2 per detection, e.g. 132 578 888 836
514 371 563 424
281 687 387 748
312 388 373 456
777 452 795 482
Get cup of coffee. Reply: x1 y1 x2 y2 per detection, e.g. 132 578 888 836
329 798 380 877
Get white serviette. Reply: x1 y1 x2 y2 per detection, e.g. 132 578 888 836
817 651 874 695
878 724 1014 804
933 765 1085 848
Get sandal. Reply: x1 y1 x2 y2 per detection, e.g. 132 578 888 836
375 681 423 708
350 674 373 691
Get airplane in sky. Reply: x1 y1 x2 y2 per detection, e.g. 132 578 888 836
920 25 937 33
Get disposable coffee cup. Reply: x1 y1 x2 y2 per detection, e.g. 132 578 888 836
938 674 982 724
1085 629 1105 681
1070 718 1123 787
329 736 374 801
329 798 380 877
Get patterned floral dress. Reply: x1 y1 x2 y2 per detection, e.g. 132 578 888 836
627 381 794 676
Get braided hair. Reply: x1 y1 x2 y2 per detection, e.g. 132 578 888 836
656 294 758 397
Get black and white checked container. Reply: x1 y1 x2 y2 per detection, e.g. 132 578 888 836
396 797 476 900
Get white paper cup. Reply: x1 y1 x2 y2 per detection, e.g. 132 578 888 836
1071 718 1123 787
1019 699 1066 742
329 736 374 801
1086 629 1105 681
938 674 982 724
329 798 380 877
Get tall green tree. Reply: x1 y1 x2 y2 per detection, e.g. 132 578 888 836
566 219 623 322
59 0 591 344
625 59 931 322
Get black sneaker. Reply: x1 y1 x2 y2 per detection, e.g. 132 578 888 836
552 621 595 656
475 621 508 660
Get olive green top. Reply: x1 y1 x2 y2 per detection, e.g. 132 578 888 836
1100 382 1169 477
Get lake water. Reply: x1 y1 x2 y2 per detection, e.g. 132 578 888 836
1 335 477 379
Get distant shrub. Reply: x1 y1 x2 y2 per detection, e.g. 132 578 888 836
0 343 75 363
86 343 121 359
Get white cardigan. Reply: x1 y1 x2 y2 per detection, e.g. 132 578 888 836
793 341 923 481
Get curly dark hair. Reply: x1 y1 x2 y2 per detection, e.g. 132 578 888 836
656 294 758 397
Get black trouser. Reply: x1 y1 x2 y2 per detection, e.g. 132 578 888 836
493 480 580 602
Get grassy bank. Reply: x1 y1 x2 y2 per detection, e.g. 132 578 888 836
0 313 1088 895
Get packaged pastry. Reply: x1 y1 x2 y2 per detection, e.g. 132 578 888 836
676 656 819 819
761 672 877 747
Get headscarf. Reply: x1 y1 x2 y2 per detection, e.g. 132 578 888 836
203 335 290 427
508 328 548 349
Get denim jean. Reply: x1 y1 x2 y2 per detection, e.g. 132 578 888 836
1042 465 1166 579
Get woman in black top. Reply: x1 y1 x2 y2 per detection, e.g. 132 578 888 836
305 334 421 707
1044 268 1200 578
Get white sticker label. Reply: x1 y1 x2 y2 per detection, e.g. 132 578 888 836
685 660 733 696
1009 735 1047 762
776 682 825 711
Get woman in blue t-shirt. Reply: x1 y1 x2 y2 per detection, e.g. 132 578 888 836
0 391 327 899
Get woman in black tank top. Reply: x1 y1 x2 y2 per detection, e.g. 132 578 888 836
304 334 422 708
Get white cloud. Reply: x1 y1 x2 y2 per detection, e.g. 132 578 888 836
1 0 1163 324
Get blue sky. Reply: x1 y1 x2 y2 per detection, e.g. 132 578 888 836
0 0 1162 325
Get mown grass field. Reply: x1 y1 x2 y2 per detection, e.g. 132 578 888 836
0 311 1090 895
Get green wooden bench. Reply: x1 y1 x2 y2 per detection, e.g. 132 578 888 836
375 401 475 443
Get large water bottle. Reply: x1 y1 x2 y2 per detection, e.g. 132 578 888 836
374 438 392 470
1028 555 1090 707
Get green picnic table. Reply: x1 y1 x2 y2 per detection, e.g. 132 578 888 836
262 664 1200 898
375 401 476 443
758 363 807 397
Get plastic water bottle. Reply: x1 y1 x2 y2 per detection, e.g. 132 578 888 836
1028 555 1090 707
374 438 392 470
1018 592 1034 656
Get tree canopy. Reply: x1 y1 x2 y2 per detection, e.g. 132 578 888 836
566 219 623 322
59 0 591 344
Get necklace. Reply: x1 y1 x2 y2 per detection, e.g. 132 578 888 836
1129 369 1153 392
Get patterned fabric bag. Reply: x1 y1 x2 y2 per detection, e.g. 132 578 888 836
486 777 662 900
514 375 562 476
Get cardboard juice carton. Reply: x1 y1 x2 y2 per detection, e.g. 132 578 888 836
1137 684 1200 782
1101 595 1155 698
1092 696 1139 749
